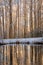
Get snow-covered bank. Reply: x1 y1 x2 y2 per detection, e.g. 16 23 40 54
0 37 43 44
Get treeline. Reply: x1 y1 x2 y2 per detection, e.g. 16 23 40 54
0 0 43 39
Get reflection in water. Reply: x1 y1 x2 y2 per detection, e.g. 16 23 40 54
0 44 43 65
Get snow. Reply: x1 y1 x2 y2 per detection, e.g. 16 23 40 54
0 37 43 45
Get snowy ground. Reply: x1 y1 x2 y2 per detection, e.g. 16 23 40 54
0 37 43 46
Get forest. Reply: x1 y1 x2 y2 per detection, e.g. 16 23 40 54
0 0 43 38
